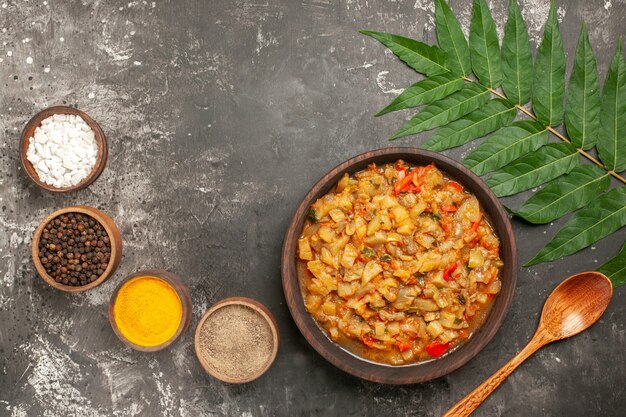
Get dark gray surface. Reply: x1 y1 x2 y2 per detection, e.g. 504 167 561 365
1 0 625 416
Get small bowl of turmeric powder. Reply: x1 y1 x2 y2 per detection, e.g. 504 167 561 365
109 269 192 352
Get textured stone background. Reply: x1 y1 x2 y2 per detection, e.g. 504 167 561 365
1 0 625 416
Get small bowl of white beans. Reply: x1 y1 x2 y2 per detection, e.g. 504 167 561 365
19 106 108 193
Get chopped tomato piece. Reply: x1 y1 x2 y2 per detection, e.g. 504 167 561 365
425 341 451 357
396 341 412 353
447 181 463 192
487 294 494 300
471 213 483 232
440 204 457 213
439 218 453 237
394 170 422 195
443 262 457 282
468 233 482 248
394 174 414 195
361 335 376 348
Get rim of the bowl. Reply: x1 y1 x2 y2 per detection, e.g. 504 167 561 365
19 105 108 193
108 269 192 352
281 147 517 384
194 297 280 384
31 205 122 292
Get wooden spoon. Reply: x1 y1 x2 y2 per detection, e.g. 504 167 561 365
442 271 613 417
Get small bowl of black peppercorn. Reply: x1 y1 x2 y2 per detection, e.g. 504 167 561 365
31 205 122 292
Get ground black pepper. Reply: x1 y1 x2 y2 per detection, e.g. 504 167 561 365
197 304 274 381
38 212 111 287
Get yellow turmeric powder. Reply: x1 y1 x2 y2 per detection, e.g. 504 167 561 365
113 276 183 347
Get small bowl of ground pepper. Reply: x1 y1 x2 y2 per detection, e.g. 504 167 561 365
195 297 280 383
109 270 192 352
31 205 122 292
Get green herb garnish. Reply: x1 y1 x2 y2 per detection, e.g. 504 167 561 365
362 247 375 258
307 208 318 223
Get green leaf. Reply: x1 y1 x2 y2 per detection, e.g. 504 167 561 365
526 186 626 266
422 99 516 151
485 143 579 197
389 83 490 140
469 0 502 88
464 120 548 175
375 73 464 116
515 165 610 224
565 23 601 150
597 37 626 172
435 0 471 76
532 2 566 126
501 0 533 105
598 242 626 288
359 30 449 76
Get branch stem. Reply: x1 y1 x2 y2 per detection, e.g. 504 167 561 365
461 76 626 184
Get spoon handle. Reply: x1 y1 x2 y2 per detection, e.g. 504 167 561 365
441 335 547 417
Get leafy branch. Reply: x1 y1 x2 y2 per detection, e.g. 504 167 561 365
359 0 626 286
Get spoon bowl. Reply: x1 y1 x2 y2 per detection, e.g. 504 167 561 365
539 272 613 340
443 271 613 417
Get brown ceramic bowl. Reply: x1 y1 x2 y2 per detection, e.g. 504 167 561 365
109 269 192 352
32 205 122 292
194 297 280 383
19 106 108 192
281 147 517 384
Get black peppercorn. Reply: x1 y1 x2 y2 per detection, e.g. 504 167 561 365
38 212 112 287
